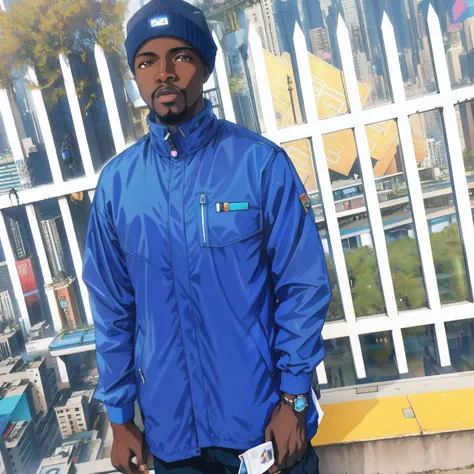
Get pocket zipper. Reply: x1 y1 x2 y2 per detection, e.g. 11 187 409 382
138 368 146 384
200 194 207 245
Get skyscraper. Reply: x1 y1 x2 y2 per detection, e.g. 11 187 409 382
40 218 66 279
310 28 331 59
301 0 324 30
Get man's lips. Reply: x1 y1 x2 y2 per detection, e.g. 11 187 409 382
157 93 179 104
154 89 181 105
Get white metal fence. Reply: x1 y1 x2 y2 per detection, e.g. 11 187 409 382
0 6 473 385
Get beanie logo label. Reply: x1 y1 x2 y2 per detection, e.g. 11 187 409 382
150 16 169 27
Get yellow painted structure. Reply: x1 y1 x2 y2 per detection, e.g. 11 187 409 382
312 388 474 447
264 50 428 179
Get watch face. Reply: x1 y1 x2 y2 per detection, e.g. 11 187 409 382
294 397 307 412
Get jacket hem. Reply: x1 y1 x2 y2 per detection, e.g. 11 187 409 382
147 429 317 464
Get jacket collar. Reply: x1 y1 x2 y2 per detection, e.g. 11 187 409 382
146 99 218 157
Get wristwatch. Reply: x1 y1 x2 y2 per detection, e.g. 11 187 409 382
280 393 308 413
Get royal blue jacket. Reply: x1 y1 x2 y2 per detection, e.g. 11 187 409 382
82 100 331 462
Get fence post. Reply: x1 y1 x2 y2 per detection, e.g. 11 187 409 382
59 54 96 178
27 67 64 185
25 204 63 333
58 197 93 326
292 23 367 379
381 13 451 368
337 14 408 374
428 5 474 299
248 23 279 143
212 31 237 124
0 211 31 335
94 45 127 155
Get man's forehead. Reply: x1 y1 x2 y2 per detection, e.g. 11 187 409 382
137 37 195 54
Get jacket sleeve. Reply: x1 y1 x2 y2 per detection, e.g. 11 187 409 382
262 149 332 396
82 191 137 424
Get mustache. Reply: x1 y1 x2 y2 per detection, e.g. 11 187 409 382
151 86 185 101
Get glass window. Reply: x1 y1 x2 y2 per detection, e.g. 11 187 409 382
323 129 386 317
320 337 357 389
409 110 470 304
37 199 87 329
446 319 474 372
366 120 427 311
360 331 400 383
402 325 442 377
2 206 52 331
454 101 474 228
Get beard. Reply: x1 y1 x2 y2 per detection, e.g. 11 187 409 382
151 87 188 125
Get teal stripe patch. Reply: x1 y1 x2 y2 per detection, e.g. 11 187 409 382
228 202 249 211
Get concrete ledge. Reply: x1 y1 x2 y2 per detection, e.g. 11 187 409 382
315 430 474 474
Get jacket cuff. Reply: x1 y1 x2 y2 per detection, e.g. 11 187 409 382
106 402 135 424
280 371 313 395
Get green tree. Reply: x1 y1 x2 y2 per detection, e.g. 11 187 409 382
429 223 469 303
0 0 128 110
463 149 474 172
324 223 469 320
386 238 426 310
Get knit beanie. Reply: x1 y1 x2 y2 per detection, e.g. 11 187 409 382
125 0 218 75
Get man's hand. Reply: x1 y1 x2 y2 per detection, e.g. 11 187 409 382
111 421 148 474
264 394 307 473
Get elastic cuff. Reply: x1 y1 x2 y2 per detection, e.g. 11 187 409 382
107 402 135 424
280 371 313 395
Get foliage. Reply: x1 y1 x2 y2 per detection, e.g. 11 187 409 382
325 223 468 321
0 0 128 109
229 75 246 96
463 149 474 172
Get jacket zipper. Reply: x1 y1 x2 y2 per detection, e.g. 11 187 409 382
138 368 146 384
200 194 207 245
165 131 178 158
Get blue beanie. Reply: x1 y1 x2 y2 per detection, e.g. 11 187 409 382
125 0 218 75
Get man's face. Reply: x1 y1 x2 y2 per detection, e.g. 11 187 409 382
134 37 210 126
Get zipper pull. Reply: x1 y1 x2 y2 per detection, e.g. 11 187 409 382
200 194 207 245
138 368 146 384
165 131 178 158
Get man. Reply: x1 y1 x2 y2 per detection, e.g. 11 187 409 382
82 1 331 473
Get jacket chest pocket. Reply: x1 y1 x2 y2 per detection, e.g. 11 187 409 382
198 193 263 247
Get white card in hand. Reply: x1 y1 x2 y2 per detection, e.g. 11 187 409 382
238 441 275 474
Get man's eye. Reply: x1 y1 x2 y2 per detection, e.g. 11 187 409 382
138 61 153 69
175 55 192 62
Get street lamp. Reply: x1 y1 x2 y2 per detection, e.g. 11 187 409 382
287 75 297 124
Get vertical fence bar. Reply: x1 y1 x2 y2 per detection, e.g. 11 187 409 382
337 15 408 373
59 54 96 178
292 24 366 379
27 67 64 185
316 362 328 386
212 31 237 124
428 6 474 299
381 14 451 367
0 211 31 335
94 45 127 155
25 204 63 333
58 197 93 325
248 23 279 143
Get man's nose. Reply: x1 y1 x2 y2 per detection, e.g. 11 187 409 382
154 60 176 83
